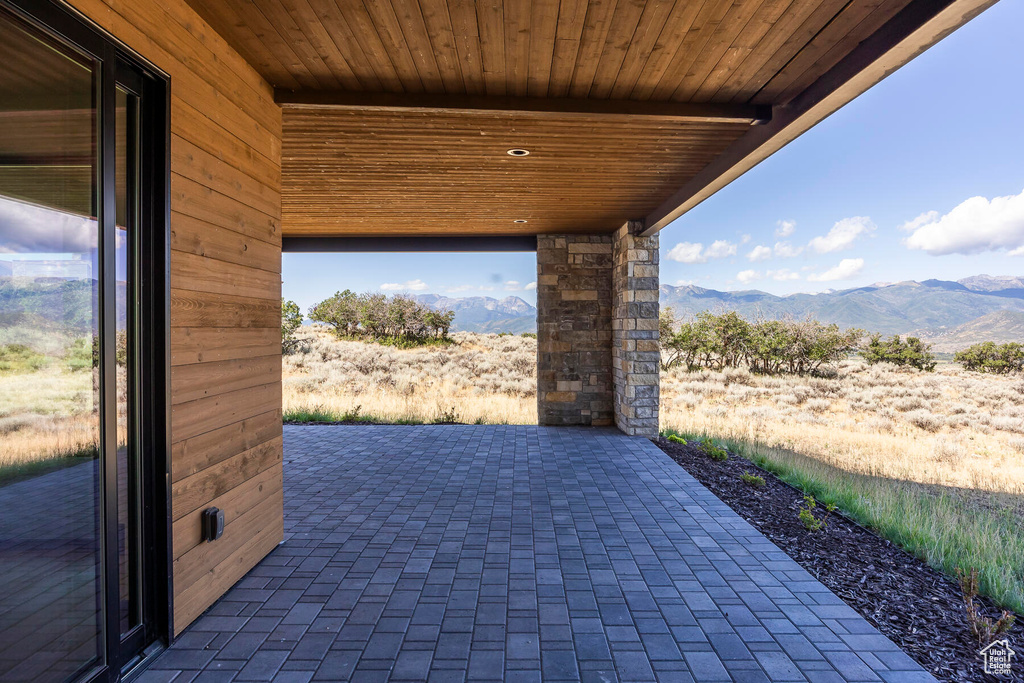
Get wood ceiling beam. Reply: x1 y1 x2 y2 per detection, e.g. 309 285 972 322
275 89 771 124
283 235 538 253
641 0 998 235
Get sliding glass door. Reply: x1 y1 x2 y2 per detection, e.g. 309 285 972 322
0 2 168 681
0 10 103 682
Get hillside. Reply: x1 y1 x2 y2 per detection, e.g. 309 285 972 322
660 276 1024 341
924 310 1024 352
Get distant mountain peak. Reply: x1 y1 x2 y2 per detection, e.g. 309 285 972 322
958 274 1024 292
412 293 536 333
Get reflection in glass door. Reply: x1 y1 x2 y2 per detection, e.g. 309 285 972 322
0 9 103 683
0 3 168 681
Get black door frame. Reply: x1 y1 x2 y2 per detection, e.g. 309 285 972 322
0 1 172 680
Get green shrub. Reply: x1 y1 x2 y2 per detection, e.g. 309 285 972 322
666 434 687 445
64 337 95 372
0 343 47 374
798 494 835 531
740 472 766 488
698 437 728 461
862 333 936 371
520 332 537 339
955 342 1024 374
282 298 303 351
307 290 455 345
660 308 862 376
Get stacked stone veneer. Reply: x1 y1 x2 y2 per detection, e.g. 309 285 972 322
536 235 614 426
612 223 660 437
536 228 660 436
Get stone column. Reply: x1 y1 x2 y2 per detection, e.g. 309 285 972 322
536 235 614 426
612 222 660 437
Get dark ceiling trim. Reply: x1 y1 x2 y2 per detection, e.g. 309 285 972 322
642 0 997 235
283 235 538 253
275 89 772 124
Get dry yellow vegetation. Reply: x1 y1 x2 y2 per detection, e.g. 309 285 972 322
662 360 1024 497
0 366 97 472
284 327 537 425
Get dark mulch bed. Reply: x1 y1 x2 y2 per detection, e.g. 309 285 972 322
655 437 1021 683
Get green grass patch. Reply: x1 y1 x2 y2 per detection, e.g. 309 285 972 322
284 405 423 425
663 427 1024 614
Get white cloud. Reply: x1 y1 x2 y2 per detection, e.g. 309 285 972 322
740 234 752 244
806 258 864 282
736 269 761 284
808 216 875 253
380 279 429 291
772 241 803 258
767 268 800 281
746 245 772 262
504 280 521 291
665 240 737 263
705 240 737 259
665 242 706 263
775 219 796 238
525 281 537 290
901 189 1024 255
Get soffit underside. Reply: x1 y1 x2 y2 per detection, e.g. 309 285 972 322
281 107 750 236
181 0 932 238
185 0 912 106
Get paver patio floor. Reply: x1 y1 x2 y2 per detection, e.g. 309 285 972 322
143 425 934 683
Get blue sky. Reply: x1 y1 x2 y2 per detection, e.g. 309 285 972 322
283 0 1024 311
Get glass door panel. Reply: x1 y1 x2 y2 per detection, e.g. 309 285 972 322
0 8 104 683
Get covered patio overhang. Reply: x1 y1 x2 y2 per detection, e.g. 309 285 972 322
0 0 998 669
185 0 998 440
185 0 994 242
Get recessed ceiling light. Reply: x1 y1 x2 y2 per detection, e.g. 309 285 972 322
513 219 528 223
507 148 530 157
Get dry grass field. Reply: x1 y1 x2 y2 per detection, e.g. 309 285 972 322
284 327 1024 613
0 364 98 475
662 361 1024 497
284 327 537 425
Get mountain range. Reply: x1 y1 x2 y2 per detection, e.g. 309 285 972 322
414 294 537 334
415 275 1024 347
659 274 1024 341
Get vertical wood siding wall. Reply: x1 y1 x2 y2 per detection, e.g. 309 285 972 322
66 0 283 634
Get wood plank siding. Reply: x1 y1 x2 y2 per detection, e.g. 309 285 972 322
65 0 283 634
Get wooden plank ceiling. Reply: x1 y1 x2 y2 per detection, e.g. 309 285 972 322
184 0 917 237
